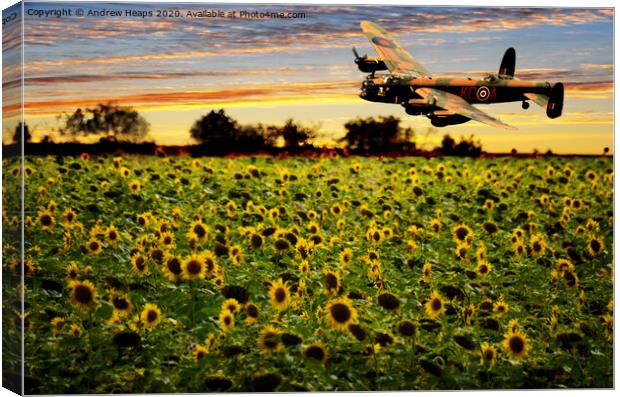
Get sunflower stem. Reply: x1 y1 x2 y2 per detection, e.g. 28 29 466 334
190 280 195 329
370 338 379 377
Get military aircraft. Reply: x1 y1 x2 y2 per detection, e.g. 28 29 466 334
353 21 564 130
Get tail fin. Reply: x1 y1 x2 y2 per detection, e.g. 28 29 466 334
499 47 516 78
546 83 564 119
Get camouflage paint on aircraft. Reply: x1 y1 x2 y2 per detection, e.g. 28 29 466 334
356 20 564 130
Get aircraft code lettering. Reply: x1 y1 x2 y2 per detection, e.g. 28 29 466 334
460 86 496 102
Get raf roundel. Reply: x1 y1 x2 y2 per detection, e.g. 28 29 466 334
476 86 490 102
371 36 396 48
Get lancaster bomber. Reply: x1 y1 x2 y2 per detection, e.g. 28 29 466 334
354 21 564 129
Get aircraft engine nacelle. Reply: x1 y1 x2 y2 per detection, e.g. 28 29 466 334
356 58 388 73
546 82 564 119
429 114 471 127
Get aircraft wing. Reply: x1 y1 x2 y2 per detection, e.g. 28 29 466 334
360 20 431 76
416 87 517 130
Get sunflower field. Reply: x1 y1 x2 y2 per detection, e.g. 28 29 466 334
2 154 614 392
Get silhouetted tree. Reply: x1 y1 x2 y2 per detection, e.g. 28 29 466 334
237 123 276 150
190 109 283 153
273 119 316 148
190 109 239 149
439 134 455 154
437 134 482 157
341 116 414 154
12 122 32 145
59 103 150 142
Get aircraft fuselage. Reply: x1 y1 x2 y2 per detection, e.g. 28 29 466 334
360 74 551 109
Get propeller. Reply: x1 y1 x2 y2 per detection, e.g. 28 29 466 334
352 47 366 64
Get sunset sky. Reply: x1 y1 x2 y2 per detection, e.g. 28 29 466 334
2 2 614 153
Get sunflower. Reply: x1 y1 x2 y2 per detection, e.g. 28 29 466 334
188 220 209 242
508 319 520 333
219 309 235 333
159 232 176 248
397 320 417 337
229 245 243 266
69 324 82 337
421 262 432 283
37 209 55 229
512 227 525 240
298 260 310 274
129 180 141 193
258 325 283 355
503 330 529 361
303 342 328 364
250 233 263 249
111 293 133 317
556 258 574 273
464 304 476 326
530 234 546 257
245 302 259 325
222 298 241 314
141 303 162 330
69 280 98 310
367 249 379 262
66 262 79 280
455 242 469 260
274 238 291 251
325 297 357 331
339 248 353 266
86 238 102 255
424 290 446 319
480 342 498 366
336 219 345 229
203 251 219 275
162 254 183 282
601 313 613 341
306 221 320 235
50 317 65 335
193 345 209 363
131 253 148 276
136 212 151 227
182 254 207 280
106 225 121 246
268 278 291 311
452 224 473 243
563 270 580 288
588 236 604 257
367 227 383 244
323 269 340 295
378 292 400 311
62 208 77 224
476 260 492 277
482 221 499 236
330 204 343 217
493 300 509 316
513 241 526 257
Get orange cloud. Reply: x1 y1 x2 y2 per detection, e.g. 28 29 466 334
14 80 361 117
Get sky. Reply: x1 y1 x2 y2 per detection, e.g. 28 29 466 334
1 1 614 153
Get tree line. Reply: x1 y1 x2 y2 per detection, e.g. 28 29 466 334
11 103 484 156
